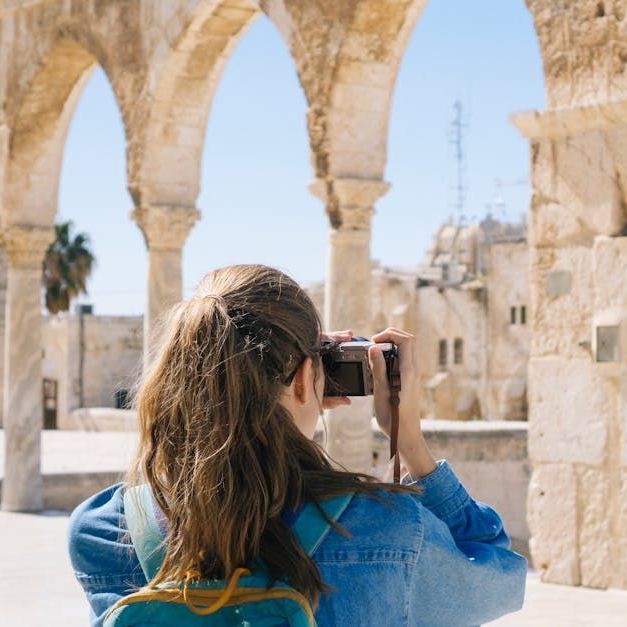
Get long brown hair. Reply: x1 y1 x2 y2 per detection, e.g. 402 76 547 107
129 264 413 607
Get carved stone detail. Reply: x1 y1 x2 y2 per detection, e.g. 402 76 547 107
2 224 54 267
309 177 390 231
511 98 627 140
131 204 200 251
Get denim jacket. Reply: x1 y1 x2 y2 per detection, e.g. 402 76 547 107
68 460 526 626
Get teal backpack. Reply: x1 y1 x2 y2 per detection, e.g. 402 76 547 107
104 485 352 627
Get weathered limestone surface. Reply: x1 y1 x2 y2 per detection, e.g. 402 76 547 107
578 466 613 588
43 314 142 427
527 358 611 465
513 2 627 588
1 224 54 511
527 463 580 585
132 204 199 363
483 241 530 420
311 177 390 473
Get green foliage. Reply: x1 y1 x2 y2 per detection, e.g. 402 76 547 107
43 221 96 314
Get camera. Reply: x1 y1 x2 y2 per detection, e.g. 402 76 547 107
321 336 398 397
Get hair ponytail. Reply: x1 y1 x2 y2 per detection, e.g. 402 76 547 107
129 264 412 607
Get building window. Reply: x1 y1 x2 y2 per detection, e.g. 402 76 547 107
438 339 447 369
453 338 463 364
442 264 449 282
520 305 527 325
510 306 517 325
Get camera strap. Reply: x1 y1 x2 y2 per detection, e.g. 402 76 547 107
389 354 401 483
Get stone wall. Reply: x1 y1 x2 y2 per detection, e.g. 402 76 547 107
414 285 484 419
43 313 142 428
484 240 530 420
512 29 627 583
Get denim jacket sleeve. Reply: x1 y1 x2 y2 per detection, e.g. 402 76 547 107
67 483 147 626
403 461 527 625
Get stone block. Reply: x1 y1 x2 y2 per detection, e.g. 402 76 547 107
531 132 625 237
528 358 611 465
335 60 391 88
530 246 594 359
331 82 390 113
327 108 387 154
529 200 590 248
617 470 627 589
623 376 627 467
552 132 625 236
527 463 580 585
577 467 612 588
593 236 627 311
340 31 388 63
328 149 385 179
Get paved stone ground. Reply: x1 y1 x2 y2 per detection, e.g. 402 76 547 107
2 431 627 624
0 430 137 476
2 510 627 626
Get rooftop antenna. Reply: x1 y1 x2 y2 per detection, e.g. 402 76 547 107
449 100 468 225
492 177 527 221
494 178 507 219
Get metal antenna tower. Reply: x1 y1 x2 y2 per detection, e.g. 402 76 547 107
449 100 468 224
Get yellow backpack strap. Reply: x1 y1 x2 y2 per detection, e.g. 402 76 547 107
123 484 166 581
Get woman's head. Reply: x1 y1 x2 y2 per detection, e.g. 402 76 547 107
130 264 403 605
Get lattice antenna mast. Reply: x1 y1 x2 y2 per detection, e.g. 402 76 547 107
449 100 468 224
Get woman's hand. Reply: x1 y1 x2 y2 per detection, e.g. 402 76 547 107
369 327 436 479
320 330 352 410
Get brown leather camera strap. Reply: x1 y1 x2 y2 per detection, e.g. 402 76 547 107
389 354 401 483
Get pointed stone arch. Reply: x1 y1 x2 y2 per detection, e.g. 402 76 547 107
3 36 131 227
133 0 260 209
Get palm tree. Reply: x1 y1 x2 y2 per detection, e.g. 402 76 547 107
43 221 96 314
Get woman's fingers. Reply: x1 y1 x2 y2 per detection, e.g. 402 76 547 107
321 396 351 409
368 345 389 390
322 330 353 343
371 328 412 343
371 327 415 371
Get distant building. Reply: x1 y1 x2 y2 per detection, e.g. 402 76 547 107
309 214 530 420
24 215 528 428
42 311 142 429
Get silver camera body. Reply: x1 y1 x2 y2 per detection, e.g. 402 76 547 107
321 337 396 397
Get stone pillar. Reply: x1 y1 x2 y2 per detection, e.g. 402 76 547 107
1 224 54 512
310 177 390 473
512 102 627 590
132 204 199 365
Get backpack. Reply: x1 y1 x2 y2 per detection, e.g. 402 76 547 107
103 484 353 627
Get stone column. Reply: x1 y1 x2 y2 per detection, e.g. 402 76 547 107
1 224 54 512
132 204 199 366
310 177 390 473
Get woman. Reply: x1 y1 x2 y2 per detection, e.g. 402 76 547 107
68 264 526 626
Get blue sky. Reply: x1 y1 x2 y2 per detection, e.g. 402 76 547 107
58 0 544 315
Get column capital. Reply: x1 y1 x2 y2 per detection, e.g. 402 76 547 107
309 177 390 231
2 224 54 267
131 204 200 251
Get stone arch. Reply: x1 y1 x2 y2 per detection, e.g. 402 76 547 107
133 0 260 209
322 0 428 182
3 36 130 228
258 0 428 225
